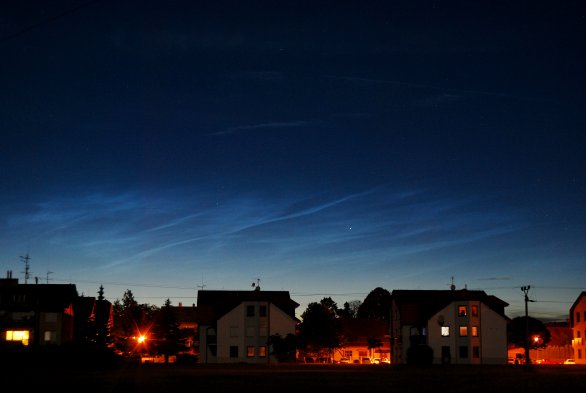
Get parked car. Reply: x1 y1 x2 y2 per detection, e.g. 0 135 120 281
361 357 371 364
564 359 576 365
339 357 351 364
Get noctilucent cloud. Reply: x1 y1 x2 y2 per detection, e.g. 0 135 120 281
1 0 584 320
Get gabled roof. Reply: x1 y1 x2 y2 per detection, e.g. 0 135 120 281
197 289 299 325
391 289 509 325
0 283 79 312
171 304 199 324
569 291 586 324
339 318 389 343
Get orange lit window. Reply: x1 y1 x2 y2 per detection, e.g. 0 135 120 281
471 305 478 316
459 326 468 337
247 346 255 357
471 326 479 337
6 330 30 346
259 346 267 357
458 306 467 317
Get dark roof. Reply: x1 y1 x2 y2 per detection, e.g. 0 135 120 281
391 289 509 325
569 291 586 325
171 304 198 324
339 318 389 343
197 290 299 324
0 283 79 311
545 322 573 347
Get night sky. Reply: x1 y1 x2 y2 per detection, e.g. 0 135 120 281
1 0 585 320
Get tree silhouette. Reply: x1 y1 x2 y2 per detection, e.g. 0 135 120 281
357 287 391 323
507 316 551 349
152 299 186 363
112 289 158 356
297 300 342 359
337 300 361 319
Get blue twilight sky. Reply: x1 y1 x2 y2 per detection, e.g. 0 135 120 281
1 0 584 320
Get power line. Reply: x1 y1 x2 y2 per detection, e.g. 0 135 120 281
0 0 102 45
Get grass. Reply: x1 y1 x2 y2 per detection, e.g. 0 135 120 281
4 359 586 393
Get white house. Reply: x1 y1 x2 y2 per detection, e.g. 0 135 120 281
390 288 509 365
197 288 299 364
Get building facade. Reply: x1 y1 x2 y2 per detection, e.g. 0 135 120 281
570 291 586 364
197 288 299 364
391 289 509 365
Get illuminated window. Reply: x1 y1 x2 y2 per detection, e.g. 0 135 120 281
459 346 468 358
459 326 468 337
259 305 267 317
344 350 352 357
259 346 266 357
247 346 255 357
44 330 56 343
471 326 479 337
458 306 467 317
230 346 239 358
247 305 255 317
471 305 478 317
441 326 450 337
6 330 30 346
472 346 480 358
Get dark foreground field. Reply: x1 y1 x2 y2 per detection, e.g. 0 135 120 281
6 361 586 393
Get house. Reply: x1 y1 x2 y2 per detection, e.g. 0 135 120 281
570 291 586 364
0 272 78 347
390 288 509 365
197 287 299 363
333 318 390 364
0 272 113 351
170 302 199 357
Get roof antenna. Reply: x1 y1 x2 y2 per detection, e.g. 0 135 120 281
252 278 260 291
20 253 31 284
450 276 456 291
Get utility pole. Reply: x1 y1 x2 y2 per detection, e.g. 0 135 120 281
521 285 534 366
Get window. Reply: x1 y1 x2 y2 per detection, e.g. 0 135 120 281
344 350 352 357
459 326 468 337
246 326 255 337
578 330 581 338
471 305 478 317
45 313 57 322
472 346 480 359
44 330 56 343
441 326 450 337
259 346 267 357
471 326 479 337
6 330 30 346
230 346 239 358
259 305 267 317
578 349 582 359
247 305 255 317
459 346 468 358
458 306 467 317
247 346 255 357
